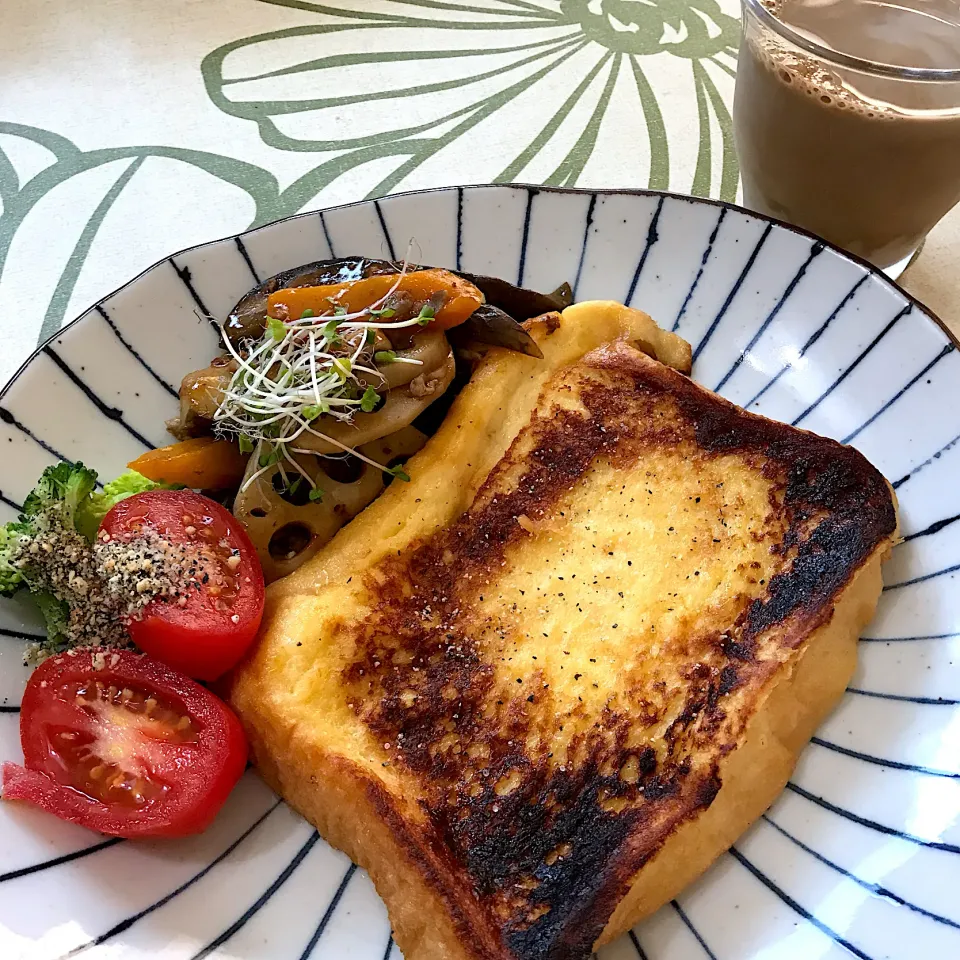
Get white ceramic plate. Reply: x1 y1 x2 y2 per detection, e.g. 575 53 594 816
1 186 958 960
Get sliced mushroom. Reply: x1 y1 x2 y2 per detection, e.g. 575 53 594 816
233 426 428 582
293 346 455 456
171 330 451 446
167 358 235 439
374 329 451 390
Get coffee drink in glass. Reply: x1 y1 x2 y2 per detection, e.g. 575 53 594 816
734 0 960 270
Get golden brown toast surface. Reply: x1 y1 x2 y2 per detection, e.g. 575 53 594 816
230 302 896 960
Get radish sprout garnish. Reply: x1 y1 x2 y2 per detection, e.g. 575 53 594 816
214 260 428 494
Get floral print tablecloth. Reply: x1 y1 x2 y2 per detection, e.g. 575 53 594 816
0 0 956 386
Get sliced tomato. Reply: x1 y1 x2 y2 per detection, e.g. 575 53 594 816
2 649 247 838
100 490 265 681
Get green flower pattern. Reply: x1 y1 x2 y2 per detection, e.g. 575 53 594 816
0 0 738 351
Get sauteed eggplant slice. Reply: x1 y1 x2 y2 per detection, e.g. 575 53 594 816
450 303 544 359
458 272 573 318
173 256 571 578
223 257 557 353
225 257 379 346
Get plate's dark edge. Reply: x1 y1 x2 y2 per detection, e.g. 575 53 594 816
3 182 957 407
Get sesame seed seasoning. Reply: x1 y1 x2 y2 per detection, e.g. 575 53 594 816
14 509 230 663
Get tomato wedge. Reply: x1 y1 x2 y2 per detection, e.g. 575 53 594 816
100 490 265 681
1 649 247 837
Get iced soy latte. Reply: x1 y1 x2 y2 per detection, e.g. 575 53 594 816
734 0 960 269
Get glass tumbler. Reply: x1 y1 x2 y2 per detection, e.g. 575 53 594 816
733 0 960 270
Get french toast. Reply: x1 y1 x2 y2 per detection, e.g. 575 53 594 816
229 301 897 960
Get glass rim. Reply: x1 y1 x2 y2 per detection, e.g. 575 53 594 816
741 0 960 82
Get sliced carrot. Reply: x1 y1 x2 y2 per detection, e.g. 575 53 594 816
129 438 249 491
266 268 483 331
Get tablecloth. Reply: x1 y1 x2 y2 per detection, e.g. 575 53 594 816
1 0 956 390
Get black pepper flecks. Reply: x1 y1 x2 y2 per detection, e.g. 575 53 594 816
13 508 223 663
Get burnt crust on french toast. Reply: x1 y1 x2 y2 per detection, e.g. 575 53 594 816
591 344 897 647
331 342 896 960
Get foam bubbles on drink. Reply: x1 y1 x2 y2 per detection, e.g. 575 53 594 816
752 0 960 116
734 0 960 268
752 43 896 119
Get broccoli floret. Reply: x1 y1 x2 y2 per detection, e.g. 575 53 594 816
74 469 174 541
3 462 184 660
1 462 98 599
22 461 98 529
1 463 174 599
33 591 71 650
0 521 28 597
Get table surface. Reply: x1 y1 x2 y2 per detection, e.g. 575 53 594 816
0 0 956 389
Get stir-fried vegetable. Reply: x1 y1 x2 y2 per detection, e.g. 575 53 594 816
128 437 248 491
159 258 556 584
214 265 468 495
267 268 483 329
